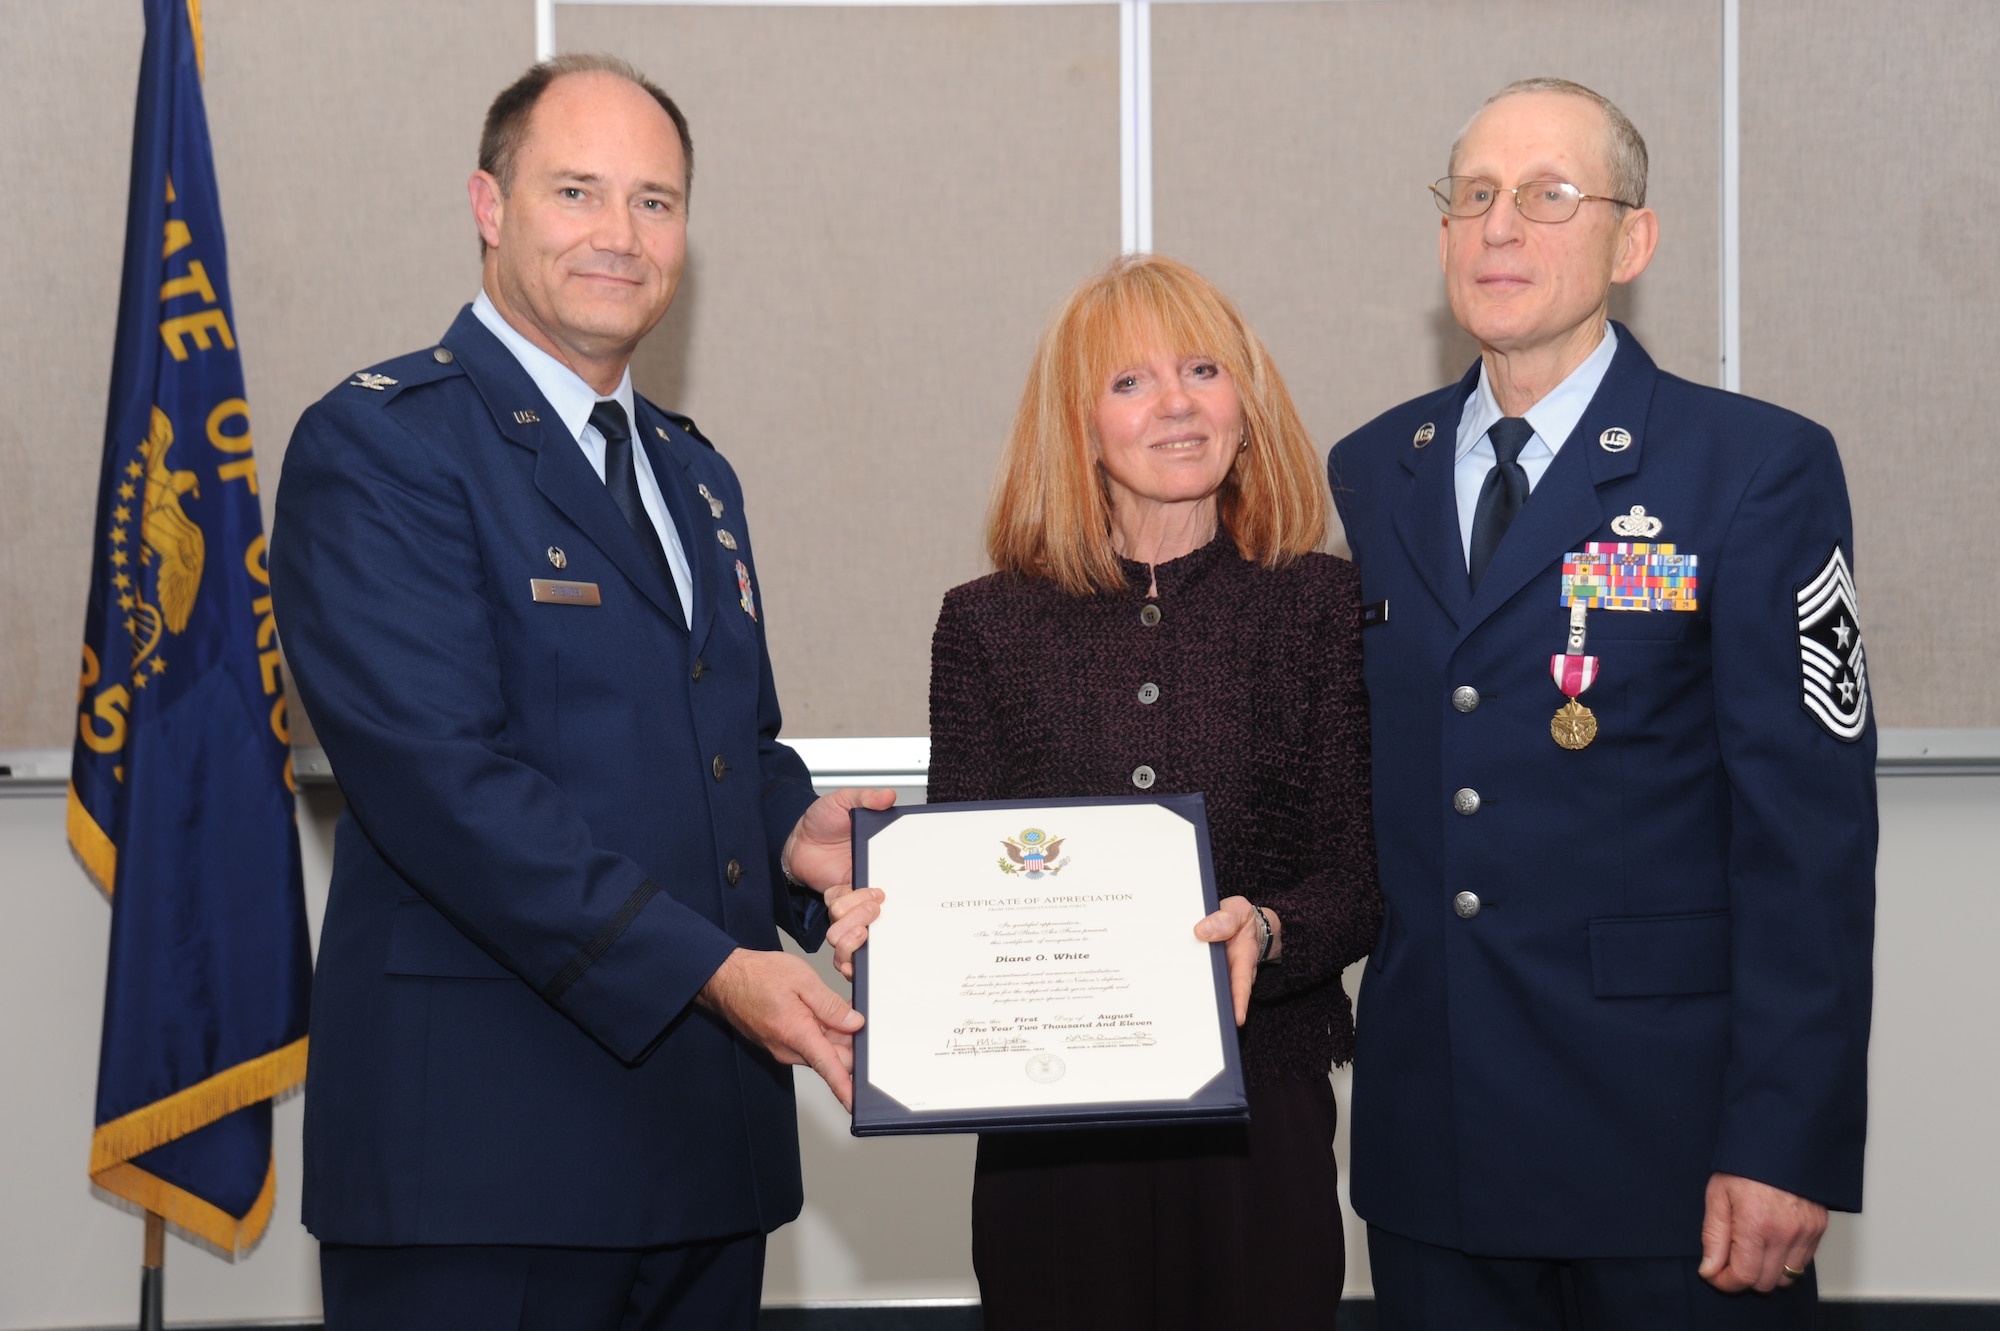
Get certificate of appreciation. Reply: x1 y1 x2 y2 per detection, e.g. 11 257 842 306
849 794 1247 1136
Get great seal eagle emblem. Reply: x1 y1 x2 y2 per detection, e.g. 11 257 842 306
998 827 1069 878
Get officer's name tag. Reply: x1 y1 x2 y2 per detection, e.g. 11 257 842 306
1560 543 1698 612
529 578 602 606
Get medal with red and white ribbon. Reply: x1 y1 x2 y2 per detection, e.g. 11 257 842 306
1549 601 1600 750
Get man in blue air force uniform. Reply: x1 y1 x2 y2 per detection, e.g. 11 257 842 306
271 55 892 1330
1328 79 1876 1327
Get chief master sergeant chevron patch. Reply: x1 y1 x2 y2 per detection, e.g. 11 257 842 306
1797 544 1869 741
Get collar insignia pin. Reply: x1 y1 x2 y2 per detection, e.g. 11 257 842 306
1609 505 1663 538
512 409 540 424
349 372 397 391
1599 427 1633 453
1413 422 1436 448
656 427 670 441
547 546 567 569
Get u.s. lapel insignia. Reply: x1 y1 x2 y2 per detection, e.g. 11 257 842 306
1796 544 1868 742
1599 427 1633 453
736 559 757 621
1413 422 1436 448
547 546 567 569
349 372 397 391
698 483 724 519
716 529 738 551
512 409 541 424
1609 506 1663 538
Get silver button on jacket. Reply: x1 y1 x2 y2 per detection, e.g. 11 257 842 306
1454 890 1482 919
1453 787 1481 815
1452 686 1480 713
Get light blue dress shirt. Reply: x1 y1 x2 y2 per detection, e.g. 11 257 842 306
473 290 694 623
1452 323 1619 569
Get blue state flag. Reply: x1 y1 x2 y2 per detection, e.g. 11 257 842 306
69 0 312 1255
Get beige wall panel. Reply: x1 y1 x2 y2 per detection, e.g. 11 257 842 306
0 1 143 751
1151 0 1721 555
0 0 532 751
561 5 1122 737
1741 1 1999 727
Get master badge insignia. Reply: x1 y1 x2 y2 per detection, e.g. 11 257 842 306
547 546 567 570
349 372 397 391
999 827 1068 878
1609 506 1663 538
716 529 738 551
1796 544 1868 741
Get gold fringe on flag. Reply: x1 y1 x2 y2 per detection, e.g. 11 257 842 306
66 783 119 896
88 1037 307 1254
94 1154 278 1255
185 0 205 81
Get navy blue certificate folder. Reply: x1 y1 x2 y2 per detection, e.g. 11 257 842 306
849 793 1248 1137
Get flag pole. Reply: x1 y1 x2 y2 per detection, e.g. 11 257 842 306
139 1210 164 1331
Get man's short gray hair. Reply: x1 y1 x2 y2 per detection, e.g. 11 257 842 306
1448 77 1649 209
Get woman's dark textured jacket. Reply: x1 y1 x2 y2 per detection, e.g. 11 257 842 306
926 534 1383 1084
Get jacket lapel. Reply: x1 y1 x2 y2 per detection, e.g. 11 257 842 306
1390 367 1481 629
635 407 715 655
1457 324 1656 641
439 308 688 629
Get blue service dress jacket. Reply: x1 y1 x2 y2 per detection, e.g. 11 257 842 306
271 306 824 1247
1327 326 1876 1259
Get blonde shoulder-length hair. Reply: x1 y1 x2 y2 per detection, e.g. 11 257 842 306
986 253 1329 595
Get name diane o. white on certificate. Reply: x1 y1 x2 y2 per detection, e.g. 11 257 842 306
857 800 1231 1118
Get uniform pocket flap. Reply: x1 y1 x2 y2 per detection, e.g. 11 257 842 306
1588 910 1731 997
386 897 518 979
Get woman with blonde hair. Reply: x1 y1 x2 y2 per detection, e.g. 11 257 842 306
831 254 1380 1328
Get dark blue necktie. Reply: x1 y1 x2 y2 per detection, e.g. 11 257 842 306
1468 416 1533 590
590 399 676 593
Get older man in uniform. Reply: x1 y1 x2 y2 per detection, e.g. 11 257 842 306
1328 78 1876 1327
272 55 890 1330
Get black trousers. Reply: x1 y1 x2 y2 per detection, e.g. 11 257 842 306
319 1231 765 1331
973 1076 1346 1330
1368 1225 1819 1331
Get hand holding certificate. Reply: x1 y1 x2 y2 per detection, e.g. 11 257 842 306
846 794 1247 1136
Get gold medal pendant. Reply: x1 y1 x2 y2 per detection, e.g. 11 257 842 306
1551 698 1598 750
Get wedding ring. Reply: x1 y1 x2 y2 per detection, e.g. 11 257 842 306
1781 1264 1808 1279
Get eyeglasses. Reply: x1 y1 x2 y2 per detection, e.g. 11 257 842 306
1431 176 1639 224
